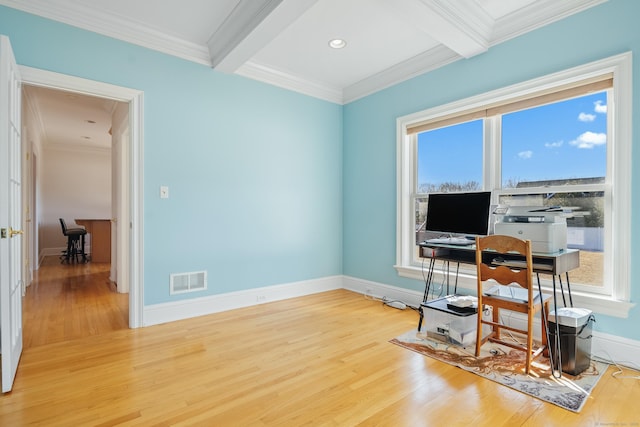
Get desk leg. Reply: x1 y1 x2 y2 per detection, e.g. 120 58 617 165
422 257 436 303
418 257 437 332
565 272 573 307
549 275 563 378
454 262 460 295
558 275 567 307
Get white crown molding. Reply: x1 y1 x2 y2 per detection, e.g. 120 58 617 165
343 45 460 104
0 0 212 66
238 45 460 105
1 0 610 105
236 60 344 104
491 0 609 46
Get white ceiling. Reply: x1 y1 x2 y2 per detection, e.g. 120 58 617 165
23 85 120 151
3 0 606 104
6 0 606 151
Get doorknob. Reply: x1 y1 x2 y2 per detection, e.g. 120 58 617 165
9 227 23 238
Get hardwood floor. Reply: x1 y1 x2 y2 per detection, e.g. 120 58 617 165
2 263 638 426
23 256 128 349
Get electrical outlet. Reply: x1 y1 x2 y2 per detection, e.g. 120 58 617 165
256 295 266 303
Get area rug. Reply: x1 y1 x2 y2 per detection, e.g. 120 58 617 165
390 329 607 412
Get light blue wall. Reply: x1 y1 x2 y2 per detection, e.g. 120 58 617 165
2 1 638 340
343 0 640 340
0 6 343 305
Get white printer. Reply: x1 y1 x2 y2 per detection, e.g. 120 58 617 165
493 206 571 253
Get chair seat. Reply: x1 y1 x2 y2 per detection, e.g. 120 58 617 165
65 227 86 236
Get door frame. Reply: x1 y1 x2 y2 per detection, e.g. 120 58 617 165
20 66 144 328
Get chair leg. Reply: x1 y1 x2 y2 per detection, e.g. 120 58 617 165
71 236 78 262
492 307 500 340
526 320 533 375
64 236 73 263
475 301 482 356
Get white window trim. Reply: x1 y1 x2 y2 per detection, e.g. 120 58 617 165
395 52 634 318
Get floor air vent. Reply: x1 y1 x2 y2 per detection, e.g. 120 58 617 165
170 271 207 294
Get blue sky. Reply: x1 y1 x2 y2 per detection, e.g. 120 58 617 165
417 91 607 189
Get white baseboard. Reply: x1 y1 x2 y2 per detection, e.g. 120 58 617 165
142 274 639 371
41 247 65 258
143 275 343 327
590 331 640 370
342 275 424 307
38 247 65 268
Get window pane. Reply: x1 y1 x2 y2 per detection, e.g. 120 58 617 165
415 197 428 255
498 192 604 288
417 120 483 193
502 92 607 189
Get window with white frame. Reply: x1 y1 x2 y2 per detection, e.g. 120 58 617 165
396 53 633 317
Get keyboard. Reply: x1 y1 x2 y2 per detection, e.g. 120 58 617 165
424 237 474 246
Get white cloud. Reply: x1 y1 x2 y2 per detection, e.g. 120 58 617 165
578 112 596 122
594 100 607 114
545 140 563 148
518 150 533 159
570 131 607 149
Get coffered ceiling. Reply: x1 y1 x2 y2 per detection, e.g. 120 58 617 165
6 0 606 151
2 0 606 104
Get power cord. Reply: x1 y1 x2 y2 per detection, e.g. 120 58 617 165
591 350 640 380
381 296 419 312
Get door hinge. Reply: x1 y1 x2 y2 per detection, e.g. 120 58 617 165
1 228 6 239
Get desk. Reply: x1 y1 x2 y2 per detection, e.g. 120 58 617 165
418 242 579 301
418 241 579 377
75 219 111 263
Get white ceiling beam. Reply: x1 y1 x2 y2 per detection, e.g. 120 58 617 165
387 0 492 59
209 0 319 73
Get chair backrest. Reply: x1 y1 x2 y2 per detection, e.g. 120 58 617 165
475 234 534 296
59 218 68 235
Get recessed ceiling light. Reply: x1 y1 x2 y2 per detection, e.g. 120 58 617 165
328 39 347 49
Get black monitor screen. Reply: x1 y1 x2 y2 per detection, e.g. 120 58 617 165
425 191 492 237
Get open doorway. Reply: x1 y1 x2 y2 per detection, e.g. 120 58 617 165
19 66 144 328
22 84 127 341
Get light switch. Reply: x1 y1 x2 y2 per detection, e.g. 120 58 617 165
160 186 169 199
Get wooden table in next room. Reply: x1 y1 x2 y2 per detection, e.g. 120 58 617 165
75 219 111 263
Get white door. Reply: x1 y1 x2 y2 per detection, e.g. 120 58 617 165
0 34 23 393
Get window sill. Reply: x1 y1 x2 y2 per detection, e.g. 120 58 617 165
395 264 635 318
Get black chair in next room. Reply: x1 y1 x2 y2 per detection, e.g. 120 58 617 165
59 218 87 263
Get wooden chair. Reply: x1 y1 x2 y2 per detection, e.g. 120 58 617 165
475 235 550 374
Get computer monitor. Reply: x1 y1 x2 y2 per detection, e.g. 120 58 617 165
425 191 492 237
